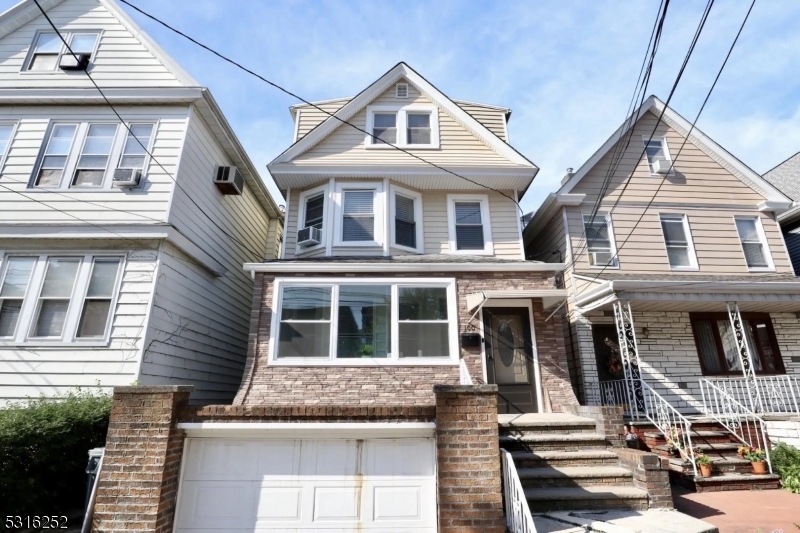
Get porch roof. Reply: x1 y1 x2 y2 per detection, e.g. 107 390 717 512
466 289 568 311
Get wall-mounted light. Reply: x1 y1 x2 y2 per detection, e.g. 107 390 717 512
641 327 649 338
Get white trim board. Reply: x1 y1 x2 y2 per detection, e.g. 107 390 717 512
177 422 436 439
244 261 565 274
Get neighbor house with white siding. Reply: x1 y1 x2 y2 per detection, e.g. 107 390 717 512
0 0 283 404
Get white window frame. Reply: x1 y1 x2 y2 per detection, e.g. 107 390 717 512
0 120 20 175
296 183 330 255
365 104 440 149
641 136 674 175
582 211 619 269
268 277 459 367
734 215 775 272
21 29 102 73
390 185 424 253
333 181 385 248
29 120 157 191
659 213 698 271
447 194 493 255
0 252 124 346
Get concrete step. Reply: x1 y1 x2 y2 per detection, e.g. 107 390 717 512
500 433 609 452
498 415 597 435
643 430 734 444
509 450 620 468
669 455 754 475
693 472 781 492
654 442 740 458
525 486 650 512
517 466 633 489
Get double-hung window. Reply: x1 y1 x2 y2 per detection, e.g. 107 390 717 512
334 182 383 247
32 121 155 189
24 31 100 72
0 254 122 344
447 194 493 255
691 313 785 375
643 137 672 174
582 213 618 267
0 122 17 174
735 217 773 270
296 185 328 252
273 278 457 365
391 186 423 252
660 214 697 269
366 105 439 148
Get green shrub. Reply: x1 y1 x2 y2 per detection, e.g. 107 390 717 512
0 389 111 518
770 442 800 494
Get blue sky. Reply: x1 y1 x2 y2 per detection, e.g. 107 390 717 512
10 0 800 213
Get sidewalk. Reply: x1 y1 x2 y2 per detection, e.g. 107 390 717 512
674 486 800 533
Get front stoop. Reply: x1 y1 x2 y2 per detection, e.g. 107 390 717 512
630 419 781 492
499 414 655 512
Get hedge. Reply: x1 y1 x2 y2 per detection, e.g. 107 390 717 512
770 441 800 494
0 389 111 519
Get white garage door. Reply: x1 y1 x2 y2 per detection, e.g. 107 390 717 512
174 436 437 532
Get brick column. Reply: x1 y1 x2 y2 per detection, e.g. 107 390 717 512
92 385 192 533
613 448 674 509
434 384 504 533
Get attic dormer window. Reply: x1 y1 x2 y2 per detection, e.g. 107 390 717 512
366 105 440 149
24 31 99 72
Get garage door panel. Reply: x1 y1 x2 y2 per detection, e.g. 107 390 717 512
176 480 259 529
364 439 435 476
183 439 261 480
298 439 360 476
257 440 302 477
256 486 303 521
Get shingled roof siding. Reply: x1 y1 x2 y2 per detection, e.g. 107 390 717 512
764 151 800 201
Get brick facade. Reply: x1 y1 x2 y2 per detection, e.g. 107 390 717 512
92 386 191 533
434 384 505 533
234 270 579 411
612 448 674 509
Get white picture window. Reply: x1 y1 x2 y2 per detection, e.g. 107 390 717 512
583 213 618 267
366 105 439 149
642 137 672 174
334 182 384 247
272 278 458 365
0 254 122 344
447 194 493 255
735 217 774 270
24 31 100 72
32 121 155 189
660 214 697 269
391 186 423 252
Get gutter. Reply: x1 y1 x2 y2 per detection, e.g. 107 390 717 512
243 261 565 275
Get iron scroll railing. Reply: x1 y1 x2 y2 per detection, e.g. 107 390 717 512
699 378 773 473
501 449 537 533
641 380 698 477
704 375 799 414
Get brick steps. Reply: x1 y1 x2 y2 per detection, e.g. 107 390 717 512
668 455 753 475
517 466 633 489
693 472 781 492
509 450 620 468
524 486 650 512
499 433 608 452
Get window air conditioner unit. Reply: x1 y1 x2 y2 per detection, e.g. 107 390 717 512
214 166 244 195
297 226 322 247
651 159 672 175
112 168 142 188
59 53 91 71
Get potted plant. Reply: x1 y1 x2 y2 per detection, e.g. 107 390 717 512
737 445 752 458
667 426 684 457
696 452 713 477
744 448 767 474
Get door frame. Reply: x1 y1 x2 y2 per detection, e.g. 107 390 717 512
478 299 543 413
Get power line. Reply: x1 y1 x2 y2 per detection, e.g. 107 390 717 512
116 0 526 215
31 0 268 261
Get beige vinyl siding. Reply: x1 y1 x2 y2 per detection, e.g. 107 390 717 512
0 0 186 88
0 105 187 224
292 83 519 167
295 100 347 140
454 102 507 141
0 240 157 403
265 217 282 260
283 185 301 259
571 111 765 205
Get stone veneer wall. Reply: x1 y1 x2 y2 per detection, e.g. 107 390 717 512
575 310 800 414
234 271 579 411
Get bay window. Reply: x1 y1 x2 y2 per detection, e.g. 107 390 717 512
0 254 122 344
334 182 384 247
272 278 458 365
391 186 423 252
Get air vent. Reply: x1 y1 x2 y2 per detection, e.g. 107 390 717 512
297 226 322 247
214 166 244 195
112 168 141 188
395 83 409 99
59 53 90 71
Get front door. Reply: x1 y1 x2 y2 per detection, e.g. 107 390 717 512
483 307 537 413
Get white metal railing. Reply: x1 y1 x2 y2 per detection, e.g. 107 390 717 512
705 375 799 414
584 379 631 417
501 449 537 533
642 380 698 477
459 358 473 385
700 378 773 473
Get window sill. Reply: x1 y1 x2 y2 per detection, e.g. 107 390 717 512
447 249 494 256
0 340 110 348
295 244 325 256
589 264 619 269
746 267 776 273
365 143 440 150
333 242 383 248
669 266 699 272
269 358 459 367
392 243 424 254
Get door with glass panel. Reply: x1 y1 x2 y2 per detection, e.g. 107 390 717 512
482 307 537 413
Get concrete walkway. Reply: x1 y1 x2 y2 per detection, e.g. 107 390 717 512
674 485 800 533
533 509 718 533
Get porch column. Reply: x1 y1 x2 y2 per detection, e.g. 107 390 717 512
613 300 646 419
727 302 764 412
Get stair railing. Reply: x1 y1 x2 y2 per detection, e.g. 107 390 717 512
500 449 537 533
459 358 474 385
699 378 773 474
641 381 698 477
704 375 799 414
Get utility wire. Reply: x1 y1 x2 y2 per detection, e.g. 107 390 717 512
32 0 268 261
117 0 526 215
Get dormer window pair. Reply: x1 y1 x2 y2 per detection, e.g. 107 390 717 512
366 105 440 149
24 31 100 72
